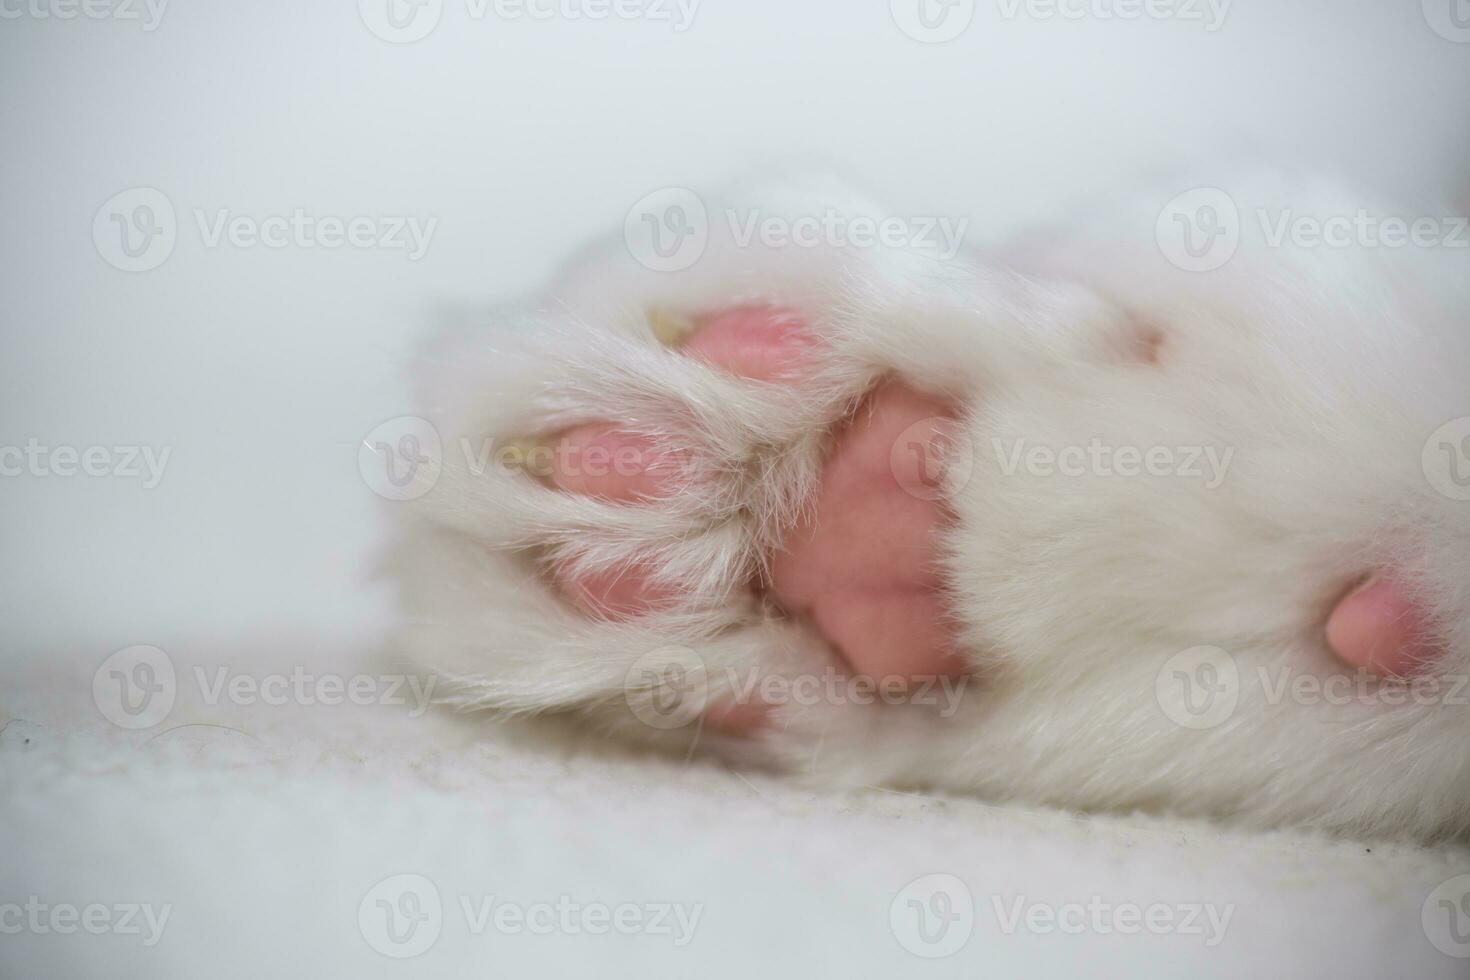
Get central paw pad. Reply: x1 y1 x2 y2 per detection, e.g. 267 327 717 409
531 306 970 730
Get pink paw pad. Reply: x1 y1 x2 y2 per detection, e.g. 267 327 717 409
1325 576 1441 677
679 305 817 381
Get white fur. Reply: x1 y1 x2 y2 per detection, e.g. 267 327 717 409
391 177 1470 842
